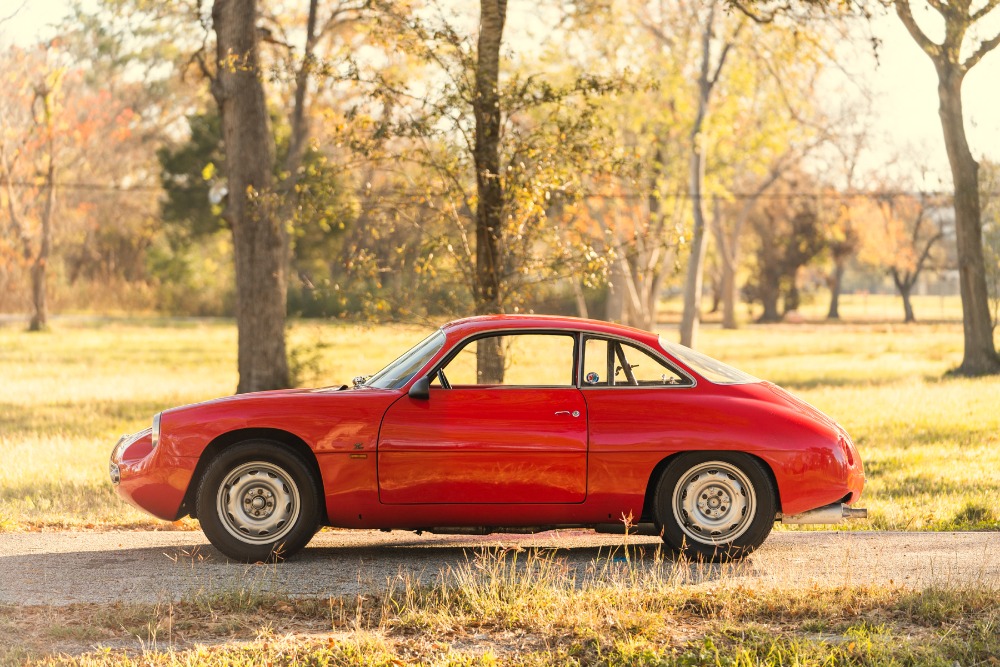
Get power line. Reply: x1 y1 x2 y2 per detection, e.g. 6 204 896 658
0 180 160 192
2 179 999 201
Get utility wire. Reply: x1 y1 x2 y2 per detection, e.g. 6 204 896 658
2 179 999 201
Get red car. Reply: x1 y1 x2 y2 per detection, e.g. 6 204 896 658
110 315 866 562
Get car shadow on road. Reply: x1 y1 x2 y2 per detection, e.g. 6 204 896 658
3 536 775 605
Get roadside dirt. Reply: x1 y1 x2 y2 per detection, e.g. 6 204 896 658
1 530 996 605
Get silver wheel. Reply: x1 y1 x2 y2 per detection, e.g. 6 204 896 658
672 460 756 545
216 461 301 545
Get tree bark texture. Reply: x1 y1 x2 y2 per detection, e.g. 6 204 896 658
473 0 507 384
826 260 844 320
212 0 290 393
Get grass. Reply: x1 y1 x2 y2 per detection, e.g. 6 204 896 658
1 548 998 665
0 310 999 531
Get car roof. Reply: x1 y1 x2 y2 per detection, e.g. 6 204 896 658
440 314 660 344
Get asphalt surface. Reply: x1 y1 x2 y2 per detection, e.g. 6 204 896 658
1 530 997 606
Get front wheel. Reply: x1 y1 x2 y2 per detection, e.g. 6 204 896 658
653 452 775 561
197 440 321 562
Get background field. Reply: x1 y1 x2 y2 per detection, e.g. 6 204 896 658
1 307 998 532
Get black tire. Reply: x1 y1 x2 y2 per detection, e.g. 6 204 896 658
196 440 321 562
653 452 775 562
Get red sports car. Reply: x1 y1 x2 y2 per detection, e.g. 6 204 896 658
110 315 866 562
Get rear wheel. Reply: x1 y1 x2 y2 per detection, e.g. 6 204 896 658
653 452 775 561
197 440 320 562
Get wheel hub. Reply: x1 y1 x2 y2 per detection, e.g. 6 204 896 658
217 462 300 545
672 462 756 545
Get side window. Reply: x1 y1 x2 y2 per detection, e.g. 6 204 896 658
583 337 690 387
436 333 576 387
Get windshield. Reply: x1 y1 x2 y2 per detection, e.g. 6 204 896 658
365 329 446 390
658 336 759 385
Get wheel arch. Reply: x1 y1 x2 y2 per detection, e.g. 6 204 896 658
640 451 782 521
181 427 327 524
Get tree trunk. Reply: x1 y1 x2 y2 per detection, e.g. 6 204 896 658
680 4 740 347
679 165 710 346
721 257 737 329
936 65 1000 373
278 0 318 227
708 267 721 314
826 260 844 320
571 280 589 319
757 267 782 323
212 0 290 393
605 259 625 323
784 280 800 314
901 286 915 323
679 91 711 348
473 0 507 383
892 269 917 323
29 145 55 332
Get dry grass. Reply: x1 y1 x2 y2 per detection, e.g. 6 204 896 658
1 315 999 531
1 548 998 665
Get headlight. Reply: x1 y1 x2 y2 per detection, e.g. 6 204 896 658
152 413 161 449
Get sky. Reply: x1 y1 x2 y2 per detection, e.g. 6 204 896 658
2 0 999 186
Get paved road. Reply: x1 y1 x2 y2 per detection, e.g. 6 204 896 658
1 530 996 605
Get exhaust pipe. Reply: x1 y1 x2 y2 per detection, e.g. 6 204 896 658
781 503 868 525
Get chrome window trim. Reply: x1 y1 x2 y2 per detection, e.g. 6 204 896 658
414 327 697 391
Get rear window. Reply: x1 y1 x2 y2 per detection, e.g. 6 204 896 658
658 336 759 385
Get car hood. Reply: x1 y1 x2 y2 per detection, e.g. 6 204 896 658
164 385 397 413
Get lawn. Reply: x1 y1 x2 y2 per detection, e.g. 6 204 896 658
0 311 998 531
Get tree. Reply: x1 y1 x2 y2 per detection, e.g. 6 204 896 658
747 174 826 322
824 197 862 320
0 64 60 331
354 2 624 379
679 0 745 348
472 0 508 382
0 43 131 330
858 193 945 323
211 0 289 392
893 0 1000 374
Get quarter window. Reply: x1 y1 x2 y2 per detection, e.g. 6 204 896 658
583 337 690 387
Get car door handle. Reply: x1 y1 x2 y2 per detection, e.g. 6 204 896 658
554 410 580 418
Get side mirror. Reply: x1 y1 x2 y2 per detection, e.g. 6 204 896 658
408 375 431 400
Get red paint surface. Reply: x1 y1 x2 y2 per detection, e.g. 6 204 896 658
110 315 866 529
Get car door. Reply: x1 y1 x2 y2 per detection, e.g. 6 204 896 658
579 335 698 462
377 331 588 504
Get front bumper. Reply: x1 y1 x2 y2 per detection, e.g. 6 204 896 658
109 429 195 521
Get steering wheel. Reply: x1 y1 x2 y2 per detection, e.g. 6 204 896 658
437 368 452 389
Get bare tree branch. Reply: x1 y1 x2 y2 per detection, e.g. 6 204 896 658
963 30 1000 71
893 0 942 60
972 0 1000 21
